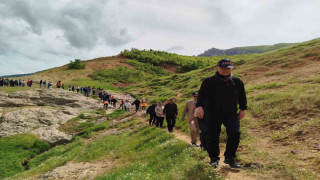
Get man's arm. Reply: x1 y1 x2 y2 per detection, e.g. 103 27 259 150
196 78 209 118
180 102 188 121
175 104 178 117
238 79 247 111
237 79 247 120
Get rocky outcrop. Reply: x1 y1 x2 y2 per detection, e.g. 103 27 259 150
0 89 101 144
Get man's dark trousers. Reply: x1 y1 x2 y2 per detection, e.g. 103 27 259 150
206 113 240 160
197 118 207 150
149 113 157 125
166 115 176 132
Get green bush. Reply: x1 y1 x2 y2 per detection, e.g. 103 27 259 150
68 59 86 69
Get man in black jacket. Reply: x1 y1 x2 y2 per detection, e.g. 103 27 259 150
132 99 141 112
147 101 157 126
164 99 178 133
196 59 247 169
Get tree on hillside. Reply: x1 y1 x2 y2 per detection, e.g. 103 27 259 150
68 59 86 69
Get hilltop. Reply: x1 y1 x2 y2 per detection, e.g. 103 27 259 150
1 38 320 179
198 43 296 57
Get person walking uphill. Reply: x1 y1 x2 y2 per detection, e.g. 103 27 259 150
196 59 247 169
132 99 141 112
164 99 178 133
147 101 157 126
155 102 165 128
181 92 200 147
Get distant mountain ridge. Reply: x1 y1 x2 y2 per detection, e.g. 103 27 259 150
0 73 36 78
198 43 296 57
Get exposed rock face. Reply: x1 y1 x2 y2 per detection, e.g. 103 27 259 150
0 89 101 144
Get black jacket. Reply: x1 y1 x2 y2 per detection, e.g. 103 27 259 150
164 103 178 117
133 99 141 106
196 72 247 114
147 105 156 114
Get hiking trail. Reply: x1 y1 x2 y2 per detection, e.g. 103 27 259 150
33 92 256 180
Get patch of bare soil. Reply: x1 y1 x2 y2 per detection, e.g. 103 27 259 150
38 158 118 180
160 63 179 73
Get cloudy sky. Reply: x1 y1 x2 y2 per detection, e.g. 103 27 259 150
0 0 320 76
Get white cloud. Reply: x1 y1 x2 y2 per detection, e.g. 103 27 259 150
0 0 320 76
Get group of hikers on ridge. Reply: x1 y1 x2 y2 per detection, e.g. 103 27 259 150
0 78 33 87
145 99 178 133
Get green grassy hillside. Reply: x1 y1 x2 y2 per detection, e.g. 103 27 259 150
1 38 320 179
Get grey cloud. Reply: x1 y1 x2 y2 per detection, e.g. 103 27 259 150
166 46 186 52
0 0 136 49
0 0 43 34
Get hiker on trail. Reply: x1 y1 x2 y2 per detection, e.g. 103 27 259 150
155 102 165 128
11 80 15 87
30 80 33 87
80 87 83 94
43 80 46 88
164 99 178 133
40 80 42 88
112 98 117 108
196 59 247 169
92 87 96 96
22 80 26 87
104 100 109 110
87 86 91 97
132 99 141 112
147 101 157 126
181 92 200 147
72 86 75 92
110 96 114 105
77 86 80 93
68 85 71 91
48 81 53 89
62 84 65 89
120 100 124 109
56 81 61 88
141 99 147 111
124 100 131 112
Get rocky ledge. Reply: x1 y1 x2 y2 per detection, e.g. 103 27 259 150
0 89 101 144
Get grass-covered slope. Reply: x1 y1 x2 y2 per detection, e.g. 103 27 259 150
0 134 50 179
6 115 221 180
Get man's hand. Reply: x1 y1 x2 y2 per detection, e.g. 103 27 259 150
238 110 245 120
196 107 204 119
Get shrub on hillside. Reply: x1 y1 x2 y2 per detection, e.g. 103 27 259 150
68 59 86 69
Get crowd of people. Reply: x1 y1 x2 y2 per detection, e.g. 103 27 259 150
1 58 247 169
0 78 33 87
